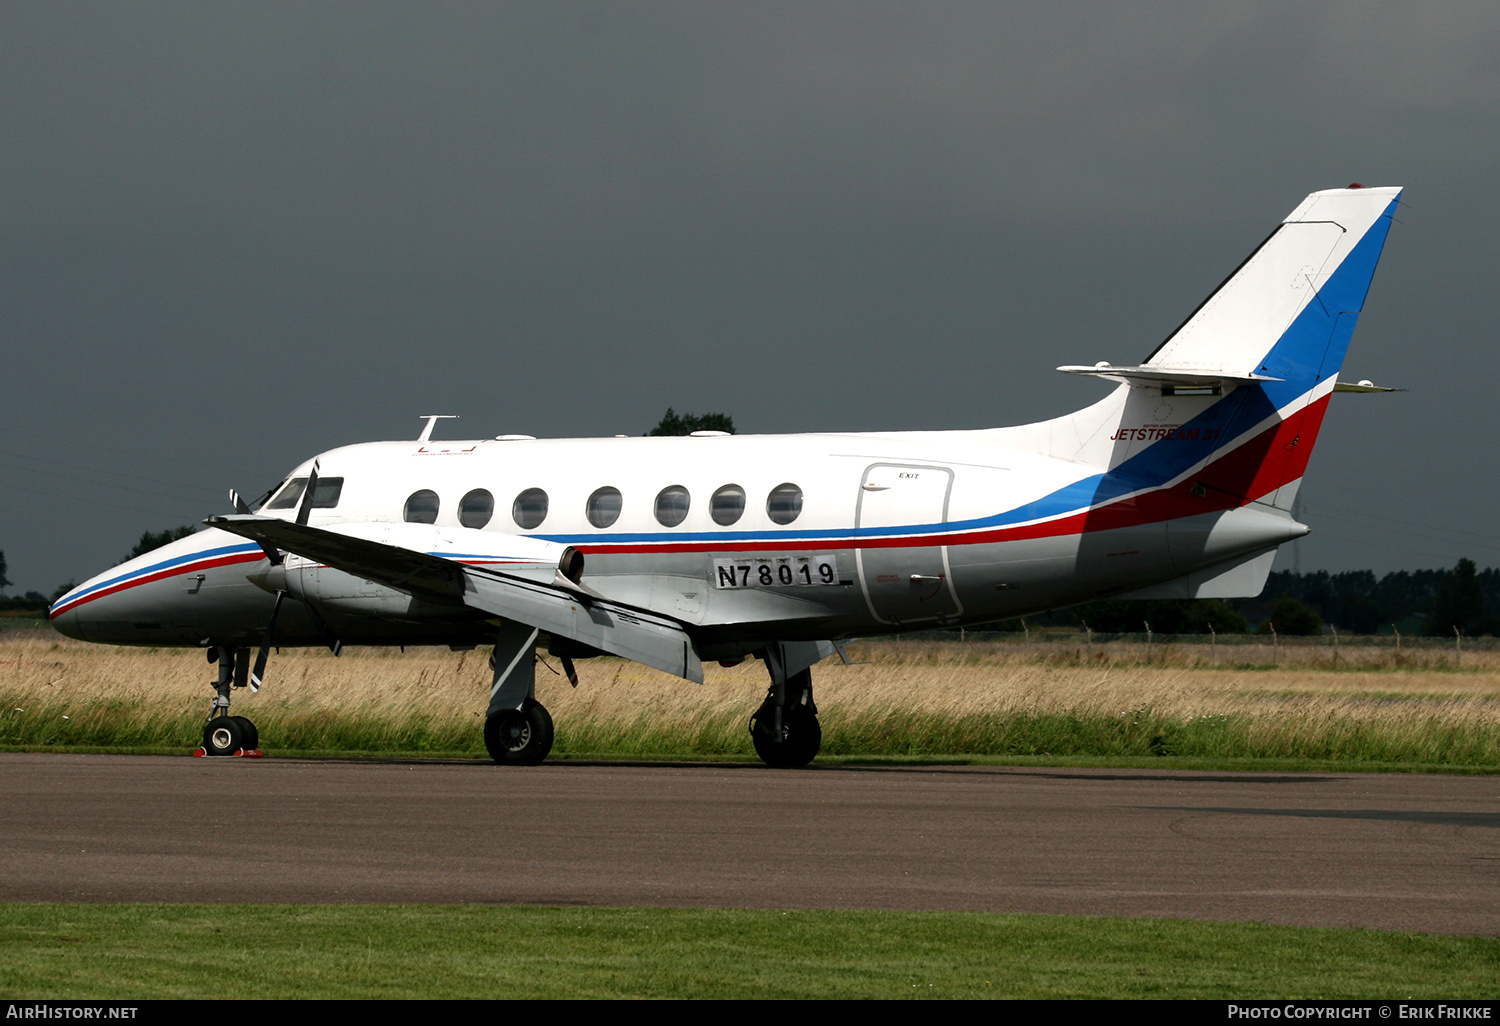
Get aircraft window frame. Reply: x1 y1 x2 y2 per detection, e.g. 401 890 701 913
264 476 344 511
512 488 549 530
309 477 344 509
265 478 306 510
586 486 622 529
654 485 691 528
710 484 746 526
766 483 803 525
458 488 495 529
403 489 440 525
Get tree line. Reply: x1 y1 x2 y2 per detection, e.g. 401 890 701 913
996 558 1499 637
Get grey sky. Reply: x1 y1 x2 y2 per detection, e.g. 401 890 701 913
3 3 1497 595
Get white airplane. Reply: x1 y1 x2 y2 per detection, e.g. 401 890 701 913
51 185 1402 767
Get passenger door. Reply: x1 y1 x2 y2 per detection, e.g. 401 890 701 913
855 464 963 625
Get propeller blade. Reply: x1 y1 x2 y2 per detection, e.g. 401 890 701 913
248 590 285 692
295 462 321 527
293 591 343 656
230 489 252 515
561 656 578 687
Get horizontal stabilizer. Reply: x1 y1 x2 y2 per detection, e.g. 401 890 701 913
205 515 704 682
1333 379 1402 393
1057 363 1283 388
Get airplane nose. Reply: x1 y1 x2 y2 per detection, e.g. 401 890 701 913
49 602 87 642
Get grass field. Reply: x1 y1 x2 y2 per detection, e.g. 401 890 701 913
2 633 1498 767
3 904 1497 999
4 634 1497 999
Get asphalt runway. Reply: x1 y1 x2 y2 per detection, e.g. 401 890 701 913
2 753 1497 935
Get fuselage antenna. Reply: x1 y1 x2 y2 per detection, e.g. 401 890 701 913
417 414 459 442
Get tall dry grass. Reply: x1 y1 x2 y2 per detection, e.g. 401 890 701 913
2 635 1498 764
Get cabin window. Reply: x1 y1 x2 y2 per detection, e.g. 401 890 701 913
266 477 344 510
404 489 440 524
710 484 745 526
654 485 690 527
458 489 494 529
586 486 622 529
512 488 549 529
766 483 803 525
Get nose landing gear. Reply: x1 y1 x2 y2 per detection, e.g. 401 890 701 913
195 645 264 758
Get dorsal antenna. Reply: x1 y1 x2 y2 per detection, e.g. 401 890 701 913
417 414 458 442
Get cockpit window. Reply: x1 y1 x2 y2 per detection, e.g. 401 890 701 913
404 489 440 524
265 477 344 511
265 478 305 510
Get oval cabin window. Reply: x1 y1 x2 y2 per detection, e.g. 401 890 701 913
458 489 494 529
710 484 745 526
403 489 440 524
654 485 690 527
766 483 803 525
512 488 549 529
587 486 622 529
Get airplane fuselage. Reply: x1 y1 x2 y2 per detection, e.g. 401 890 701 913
51 417 1307 660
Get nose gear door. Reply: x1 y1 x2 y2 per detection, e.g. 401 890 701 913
855 463 962 625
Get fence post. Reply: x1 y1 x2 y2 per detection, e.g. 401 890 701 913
1455 625 1462 667
1269 622 1278 665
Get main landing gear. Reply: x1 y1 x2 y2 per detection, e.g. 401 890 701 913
747 641 830 769
483 621 554 765
474 627 830 769
197 645 263 758
749 668 820 768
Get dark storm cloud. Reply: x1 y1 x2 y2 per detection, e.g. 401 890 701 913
3 2 1498 591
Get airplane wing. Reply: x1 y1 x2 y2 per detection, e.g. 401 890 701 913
204 514 704 682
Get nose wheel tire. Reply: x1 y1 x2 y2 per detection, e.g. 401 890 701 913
202 716 256 757
750 703 822 768
484 699 554 765
230 716 259 751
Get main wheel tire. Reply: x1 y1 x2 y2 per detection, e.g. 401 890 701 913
484 699 555 765
202 716 247 757
231 716 260 751
750 702 821 768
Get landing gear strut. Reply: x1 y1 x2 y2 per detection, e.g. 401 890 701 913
198 645 262 757
483 621 554 765
748 640 831 768
749 667 820 768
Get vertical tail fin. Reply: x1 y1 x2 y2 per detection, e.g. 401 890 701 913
1144 185 1400 399
1037 186 1401 513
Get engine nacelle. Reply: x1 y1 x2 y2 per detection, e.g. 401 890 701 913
251 523 581 618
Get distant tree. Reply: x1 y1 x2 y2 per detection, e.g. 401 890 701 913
1260 596 1323 636
0 550 9 592
1427 557 1487 636
648 408 736 436
1073 599 1248 635
49 580 78 604
123 525 198 564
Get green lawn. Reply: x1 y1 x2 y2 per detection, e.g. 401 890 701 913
2 904 1495 999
